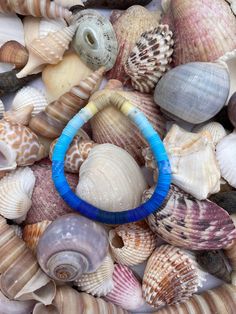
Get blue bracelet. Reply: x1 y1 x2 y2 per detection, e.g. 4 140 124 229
52 92 171 224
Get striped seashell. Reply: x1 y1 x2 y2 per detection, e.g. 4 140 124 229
124 25 174 93
0 41 28 69
75 254 114 297
12 86 48 117
0 167 35 221
23 221 52 253
142 245 205 307
105 264 145 311
193 122 227 146
29 67 105 139
224 215 236 275
143 184 236 250
109 221 156 266
0 0 71 20
3 105 33 126
0 99 4 119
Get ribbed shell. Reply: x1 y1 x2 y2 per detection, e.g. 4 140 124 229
75 254 114 297
162 0 236 66
142 245 201 307
107 5 161 83
12 86 48 117
105 264 145 311
91 80 166 165
0 41 28 69
109 221 156 266
193 122 227 146
39 18 67 39
124 25 174 93
144 184 236 250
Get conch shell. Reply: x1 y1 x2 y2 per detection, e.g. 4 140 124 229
0 41 28 69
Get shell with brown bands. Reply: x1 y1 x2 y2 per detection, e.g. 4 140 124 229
0 41 29 69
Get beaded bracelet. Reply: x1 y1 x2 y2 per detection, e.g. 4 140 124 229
52 92 171 224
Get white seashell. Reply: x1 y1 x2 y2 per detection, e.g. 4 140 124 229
76 144 147 212
75 254 114 297
0 167 35 221
0 13 25 47
54 0 84 8
39 18 67 39
216 131 236 188
193 122 227 146
12 86 48 116
23 17 40 49
164 124 221 200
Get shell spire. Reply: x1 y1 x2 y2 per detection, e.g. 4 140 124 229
16 25 76 78
29 67 105 139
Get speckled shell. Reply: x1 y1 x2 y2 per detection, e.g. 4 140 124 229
3 105 33 126
0 167 35 221
75 254 114 297
76 144 147 212
23 221 52 253
25 162 77 224
0 41 28 69
29 67 104 138
154 62 229 124
124 25 174 93
142 245 203 307
193 122 227 146
163 124 221 200
72 10 118 71
0 291 35 314
37 214 109 282
162 0 236 66
91 80 167 165
12 86 48 117
49 137 95 173
143 184 236 250
0 0 71 19
107 5 161 83
152 284 236 314
210 191 236 215
17 25 76 78
216 131 236 188
109 221 156 266
105 264 145 311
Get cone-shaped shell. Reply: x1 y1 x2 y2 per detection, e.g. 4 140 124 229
16 25 76 78
75 254 114 297
0 0 71 20
162 0 236 66
154 62 230 124
142 245 202 307
29 67 104 138
124 25 174 93
107 5 161 83
76 144 147 212
91 80 166 165
143 184 236 250
105 264 145 311
193 122 227 146
0 41 28 69
109 221 156 266
163 124 221 200
4 105 33 126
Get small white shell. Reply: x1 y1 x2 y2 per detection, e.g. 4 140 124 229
0 13 25 47
39 18 67 39
12 86 48 116
193 122 227 146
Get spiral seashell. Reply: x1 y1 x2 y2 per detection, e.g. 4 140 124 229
37 214 109 282
216 131 236 188
0 290 35 314
76 143 147 212
0 0 71 20
109 221 156 266
193 122 227 146
0 120 47 168
143 184 236 250
163 124 221 199
162 0 236 66
142 245 204 307
124 25 174 93
3 105 33 126
49 137 95 173
105 264 144 311
12 86 48 117
210 191 236 215
91 80 166 165
72 9 118 71
23 221 52 253
0 167 35 221
0 41 28 69
152 284 236 314
16 25 76 78
29 67 104 138
25 162 77 224
107 5 161 83
75 254 114 297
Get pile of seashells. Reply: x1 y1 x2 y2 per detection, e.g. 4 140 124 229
1 0 236 313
